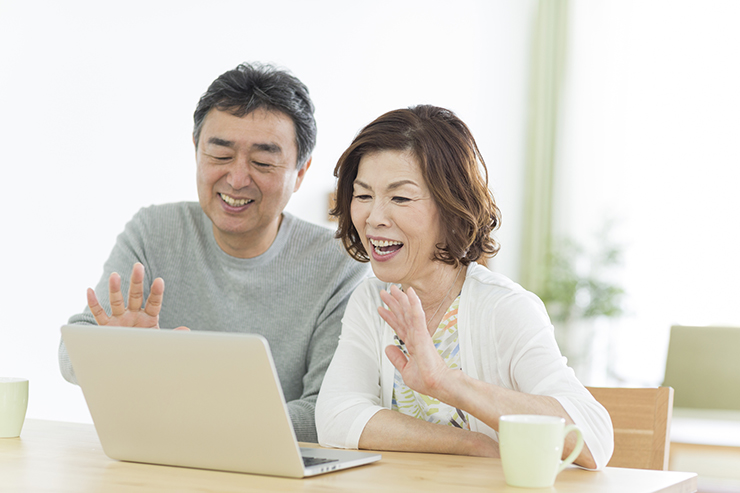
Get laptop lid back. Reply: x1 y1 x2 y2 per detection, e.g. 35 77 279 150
61 325 307 477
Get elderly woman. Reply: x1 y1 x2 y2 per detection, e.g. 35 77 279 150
315 105 614 469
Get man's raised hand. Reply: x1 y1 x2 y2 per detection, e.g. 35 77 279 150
87 263 164 328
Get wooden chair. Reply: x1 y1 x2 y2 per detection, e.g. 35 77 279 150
586 386 674 470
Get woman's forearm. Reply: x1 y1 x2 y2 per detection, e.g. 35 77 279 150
433 370 597 469
358 409 499 457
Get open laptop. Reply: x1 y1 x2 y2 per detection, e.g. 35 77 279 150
61 324 380 478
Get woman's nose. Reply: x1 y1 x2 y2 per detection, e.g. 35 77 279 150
366 200 389 228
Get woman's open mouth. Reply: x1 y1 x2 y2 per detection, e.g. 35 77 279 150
369 238 403 260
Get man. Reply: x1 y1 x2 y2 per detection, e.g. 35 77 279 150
58 63 369 442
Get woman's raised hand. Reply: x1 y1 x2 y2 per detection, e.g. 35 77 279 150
379 285 450 398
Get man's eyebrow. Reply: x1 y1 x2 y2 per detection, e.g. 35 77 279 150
252 142 282 154
205 139 282 154
207 137 235 148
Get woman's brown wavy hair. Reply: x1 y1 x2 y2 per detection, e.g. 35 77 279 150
331 105 501 267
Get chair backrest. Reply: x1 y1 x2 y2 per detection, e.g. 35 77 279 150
586 386 674 470
662 324 740 410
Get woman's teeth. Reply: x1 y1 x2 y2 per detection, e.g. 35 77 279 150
370 239 403 255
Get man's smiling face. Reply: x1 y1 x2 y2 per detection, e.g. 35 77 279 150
195 107 308 258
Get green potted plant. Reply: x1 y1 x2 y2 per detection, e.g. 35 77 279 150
537 228 625 383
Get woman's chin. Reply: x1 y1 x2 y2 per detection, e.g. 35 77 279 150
369 265 404 285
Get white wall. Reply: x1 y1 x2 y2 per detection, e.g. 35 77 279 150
556 0 740 385
0 0 535 423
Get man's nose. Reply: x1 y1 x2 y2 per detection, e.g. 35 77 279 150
227 160 252 189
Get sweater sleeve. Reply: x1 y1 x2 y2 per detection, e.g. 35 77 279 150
316 280 387 449
286 254 370 443
489 290 615 470
58 207 153 385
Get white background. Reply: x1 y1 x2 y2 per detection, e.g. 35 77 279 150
558 0 740 385
3 0 738 425
0 0 535 423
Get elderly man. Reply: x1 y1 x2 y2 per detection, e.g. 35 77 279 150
58 63 369 442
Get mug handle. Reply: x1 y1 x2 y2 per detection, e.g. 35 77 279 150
556 424 584 474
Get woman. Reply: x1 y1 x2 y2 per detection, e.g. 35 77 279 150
316 105 614 469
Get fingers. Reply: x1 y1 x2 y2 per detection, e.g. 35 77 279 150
379 286 400 307
401 288 429 338
404 286 423 311
385 345 408 372
403 287 426 325
144 277 165 318
127 263 145 312
377 305 398 329
108 272 125 317
87 288 110 326
380 286 427 342
89 265 165 328
379 289 406 340
388 285 423 321
380 286 409 321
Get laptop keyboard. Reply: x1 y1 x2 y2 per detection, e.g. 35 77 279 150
303 456 339 467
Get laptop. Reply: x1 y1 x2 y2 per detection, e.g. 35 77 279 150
61 324 381 477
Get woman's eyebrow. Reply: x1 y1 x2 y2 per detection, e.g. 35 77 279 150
386 179 417 191
353 179 419 191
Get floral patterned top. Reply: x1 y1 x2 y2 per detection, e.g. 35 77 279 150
391 295 470 430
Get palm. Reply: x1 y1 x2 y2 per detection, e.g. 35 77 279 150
397 350 446 394
104 309 159 329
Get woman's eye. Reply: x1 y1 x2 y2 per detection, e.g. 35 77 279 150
392 196 411 203
353 194 371 200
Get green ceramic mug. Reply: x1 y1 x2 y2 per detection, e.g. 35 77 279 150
0 377 29 438
499 414 584 488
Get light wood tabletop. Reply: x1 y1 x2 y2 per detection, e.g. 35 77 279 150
0 419 697 492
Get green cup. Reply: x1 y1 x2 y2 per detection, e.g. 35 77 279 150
0 377 29 438
499 414 584 488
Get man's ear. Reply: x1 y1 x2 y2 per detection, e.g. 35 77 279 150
293 157 313 192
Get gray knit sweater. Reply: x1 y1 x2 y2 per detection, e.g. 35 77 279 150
58 203 369 442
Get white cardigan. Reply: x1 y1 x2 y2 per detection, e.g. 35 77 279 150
316 263 615 469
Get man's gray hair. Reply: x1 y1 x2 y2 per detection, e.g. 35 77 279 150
193 62 317 169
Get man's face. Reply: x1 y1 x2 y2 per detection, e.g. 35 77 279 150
195 108 309 258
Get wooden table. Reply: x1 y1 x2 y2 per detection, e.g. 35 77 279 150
0 420 697 492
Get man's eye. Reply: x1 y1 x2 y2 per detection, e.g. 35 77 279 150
253 161 273 168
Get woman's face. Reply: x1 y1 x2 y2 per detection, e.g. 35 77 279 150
350 150 444 287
